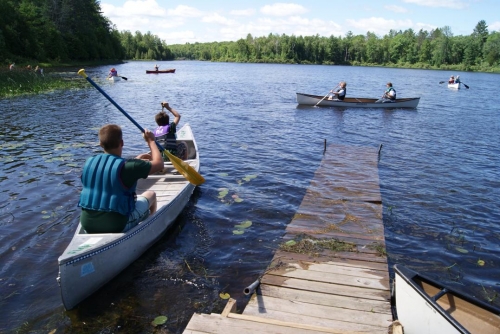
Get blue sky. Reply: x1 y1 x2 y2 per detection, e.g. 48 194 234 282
100 0 500 45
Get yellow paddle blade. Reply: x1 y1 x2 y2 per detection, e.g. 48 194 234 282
163 150 205 186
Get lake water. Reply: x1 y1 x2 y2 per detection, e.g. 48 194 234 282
0 61 499 333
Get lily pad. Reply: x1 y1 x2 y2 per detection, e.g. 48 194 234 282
152 315 168 326
455 247 468 254
285 240 297 246
234 197 244 203
235 220 252 229
243 174 257 182
218 188 229 198
219 173 229 177
477 259 485 266
219 292 230 299
233 230 244 235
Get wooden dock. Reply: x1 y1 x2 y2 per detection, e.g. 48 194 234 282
184 144 394 333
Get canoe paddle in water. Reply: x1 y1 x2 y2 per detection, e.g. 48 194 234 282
461 82 469 89
119 76 128 80
315 84 339 107
77 69 205 186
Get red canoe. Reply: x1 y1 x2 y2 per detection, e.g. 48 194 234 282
146 69 175 74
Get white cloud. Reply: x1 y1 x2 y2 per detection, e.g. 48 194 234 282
202 13 237 26
489 21 500 32
260 3 308 17
385 5 408 13
346 17 414 35
402 0 468 9
167 5 204 18
230 9 255 16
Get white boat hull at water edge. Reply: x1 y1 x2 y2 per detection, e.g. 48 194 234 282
108 76 121 82
57 123 200 310
296 93 420 108
393 264 500 334
448 83 460 89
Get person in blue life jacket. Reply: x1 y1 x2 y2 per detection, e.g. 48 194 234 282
108 67 118 78
454 75 461 84
328 81 347 101
78 124 164 233
137 101 188 161
376 82 397 103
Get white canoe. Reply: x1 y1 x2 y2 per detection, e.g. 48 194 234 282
448 83 460 89
57 123 201 310
394 264 500 334
108 76 121 82
296 93 420 108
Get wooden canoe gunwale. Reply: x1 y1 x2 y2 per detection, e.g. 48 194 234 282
394 264 500 334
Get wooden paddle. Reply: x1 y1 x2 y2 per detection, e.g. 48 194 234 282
439 81 446 84
77 69 205 186
315 84 339 107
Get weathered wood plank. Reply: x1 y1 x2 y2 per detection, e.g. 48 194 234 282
257 285 391 314
241 307 388 333
184 313 335 334
272 251 389 271
260 276 390 301
280 262 390 280
244 295 392 327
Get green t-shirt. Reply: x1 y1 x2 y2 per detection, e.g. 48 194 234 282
80 159 151 233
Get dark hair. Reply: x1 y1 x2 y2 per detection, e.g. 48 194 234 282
99 124 122 150
155 111 169 126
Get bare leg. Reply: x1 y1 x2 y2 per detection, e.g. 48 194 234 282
140 190 157 215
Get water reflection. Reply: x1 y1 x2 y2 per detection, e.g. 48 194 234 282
0 62 499 333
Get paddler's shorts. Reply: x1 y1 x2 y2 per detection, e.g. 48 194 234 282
122 196 150 232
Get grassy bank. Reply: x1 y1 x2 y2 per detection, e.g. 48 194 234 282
0 69 87 98
1 60 124 99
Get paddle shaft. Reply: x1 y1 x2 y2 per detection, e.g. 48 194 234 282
80 70 165 151
119 76 128 80
315 85 339 106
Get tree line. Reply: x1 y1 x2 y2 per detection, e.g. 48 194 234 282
1 1 499 73
167 20 500 72
1 0 125 63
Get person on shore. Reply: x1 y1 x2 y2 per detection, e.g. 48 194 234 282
376 82 397 103
328 81 347 101
78 124 164 233
108 68 118 78
26 65 32 70
9 63 15 70
137 102 187 161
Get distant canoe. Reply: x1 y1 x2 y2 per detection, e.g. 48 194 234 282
296 93 420 109
146 69 175 74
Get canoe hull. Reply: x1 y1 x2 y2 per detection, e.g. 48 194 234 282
146 69 175 74
394 264 500 334
57 124 199 310
448 83 460 89
296 92 420 108
108 76 121 82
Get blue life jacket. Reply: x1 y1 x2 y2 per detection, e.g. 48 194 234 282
78 154 136 216
386 87 396 100
338 87 346 100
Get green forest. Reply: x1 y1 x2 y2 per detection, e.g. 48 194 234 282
1 0 499 72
